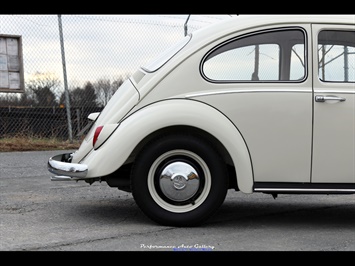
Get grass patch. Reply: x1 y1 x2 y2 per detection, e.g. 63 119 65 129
0 136 81 152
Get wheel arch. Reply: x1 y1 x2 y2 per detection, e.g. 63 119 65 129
129 125 238 190
86 99 254 193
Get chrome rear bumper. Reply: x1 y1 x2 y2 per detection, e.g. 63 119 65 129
48 153 88 181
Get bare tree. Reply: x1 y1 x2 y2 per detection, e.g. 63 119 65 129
26 72 61 107
60 81 98 108
93 75 126 107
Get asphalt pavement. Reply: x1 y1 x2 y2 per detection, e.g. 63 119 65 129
1 150 355 253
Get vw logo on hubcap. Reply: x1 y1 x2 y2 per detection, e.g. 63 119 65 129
171 174 188 190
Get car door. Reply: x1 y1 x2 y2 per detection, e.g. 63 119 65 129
312 24 355 184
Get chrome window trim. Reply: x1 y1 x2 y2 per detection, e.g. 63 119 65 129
200 27 308 84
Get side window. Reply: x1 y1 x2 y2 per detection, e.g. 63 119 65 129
202 28 306 82
318 30 355 82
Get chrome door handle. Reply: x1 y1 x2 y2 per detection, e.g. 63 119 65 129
315 95 346 102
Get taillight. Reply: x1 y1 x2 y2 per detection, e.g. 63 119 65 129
93 126 103 147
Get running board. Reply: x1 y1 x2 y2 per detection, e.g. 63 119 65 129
253 182 355 194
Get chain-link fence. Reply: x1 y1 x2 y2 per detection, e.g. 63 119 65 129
0 14 231 141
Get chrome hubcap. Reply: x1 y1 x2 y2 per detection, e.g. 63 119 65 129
148 149 211 213
159 162 200 202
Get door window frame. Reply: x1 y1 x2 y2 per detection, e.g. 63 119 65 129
200 27 308 84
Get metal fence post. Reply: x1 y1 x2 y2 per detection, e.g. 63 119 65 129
58 14 73 143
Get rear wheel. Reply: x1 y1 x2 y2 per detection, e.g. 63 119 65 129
131 133 228 226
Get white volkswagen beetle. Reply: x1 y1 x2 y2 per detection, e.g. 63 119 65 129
48 15 355 226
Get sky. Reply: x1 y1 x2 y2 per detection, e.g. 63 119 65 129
1 14 354 94
0 15 235 91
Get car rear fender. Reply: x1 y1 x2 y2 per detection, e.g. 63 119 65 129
82 99 254 193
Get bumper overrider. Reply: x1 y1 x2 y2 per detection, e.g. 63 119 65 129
48 153 88 181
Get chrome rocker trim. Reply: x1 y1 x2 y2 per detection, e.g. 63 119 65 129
253 182 355 194
48 153 88 181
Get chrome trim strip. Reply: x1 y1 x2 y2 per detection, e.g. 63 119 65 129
187 89 355 98
254 188 355 193
186 89 311 98
314 90 355 94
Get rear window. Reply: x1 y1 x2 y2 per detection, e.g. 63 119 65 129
142 35 191 73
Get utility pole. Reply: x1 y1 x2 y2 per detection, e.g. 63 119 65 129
58 14 73 143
